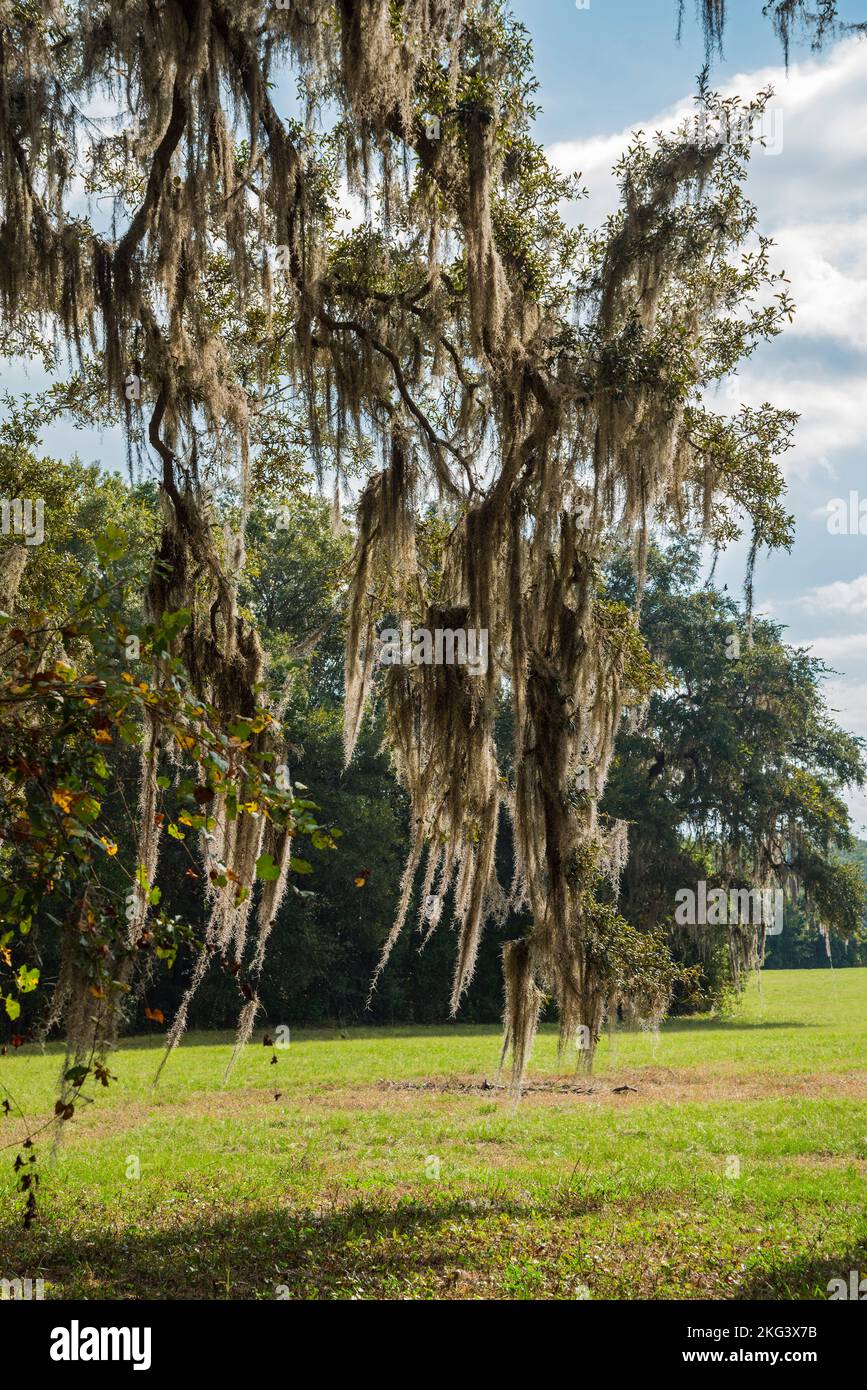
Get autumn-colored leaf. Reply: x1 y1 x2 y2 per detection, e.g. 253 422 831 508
354 867 371 888
144 1006 164 1023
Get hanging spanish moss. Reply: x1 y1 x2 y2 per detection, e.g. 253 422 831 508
681 1 727 57
0 543 26 608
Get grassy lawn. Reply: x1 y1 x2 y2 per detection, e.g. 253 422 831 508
1 968 866 1300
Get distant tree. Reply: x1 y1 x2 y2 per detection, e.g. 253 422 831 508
604 541 867 1005
0 405 158 612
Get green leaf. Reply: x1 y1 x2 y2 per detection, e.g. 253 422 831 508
4 995 21 1021
75 795 101 825
94 524 128 562
15 965 39 994
289 857 313 875
255 852 281 881
156 607 192 642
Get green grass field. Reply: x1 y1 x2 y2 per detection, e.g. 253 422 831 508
2 968 866 1300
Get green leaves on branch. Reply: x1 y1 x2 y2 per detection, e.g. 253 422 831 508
0 537 336 1039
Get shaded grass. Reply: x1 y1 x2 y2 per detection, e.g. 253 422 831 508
1 969 865 1299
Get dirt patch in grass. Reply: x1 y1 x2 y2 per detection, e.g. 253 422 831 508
783 1153 867 1175
368 1068 867 1106
8 1066 865 1150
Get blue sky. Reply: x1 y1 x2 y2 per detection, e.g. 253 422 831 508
4 1 867 825
511 0 801 141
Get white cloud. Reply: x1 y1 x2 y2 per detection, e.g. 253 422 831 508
548 37 867 231
802 632 867 661
824 677 867 736
846 787 867 837
707 366 867 482
817 677 867 831
803 574 867 617
769 219 867 348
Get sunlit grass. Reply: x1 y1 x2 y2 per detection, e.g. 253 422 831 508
1 968 865 1299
